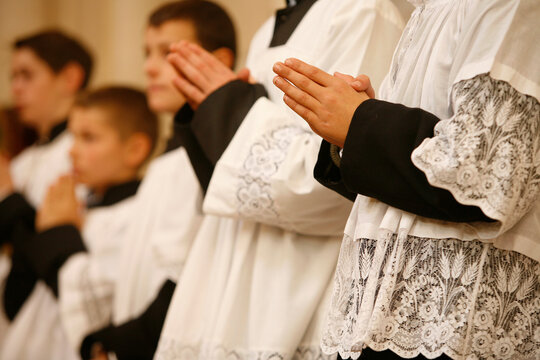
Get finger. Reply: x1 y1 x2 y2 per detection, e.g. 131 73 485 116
167 53 211 93
273 76 321 114
355 74 375 98
284 58 334 86
283 94 320 129
237 68 251 83
333 72 356 84
172 76 206 107
186 42 229 72
178 43 229 89
273 62 325 99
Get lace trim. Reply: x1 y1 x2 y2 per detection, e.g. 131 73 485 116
155 338 337 360
322 234 540 360
412 75 540 231
237 126 310 223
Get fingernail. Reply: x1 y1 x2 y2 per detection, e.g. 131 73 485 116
284 58 294 66
273 62 283 72
273 76 282 85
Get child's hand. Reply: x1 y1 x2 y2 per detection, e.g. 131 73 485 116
0 154 14 198
273 58 370 148
333 72 375 99
90 343 109 360
167 41 240 109
36 175 82 232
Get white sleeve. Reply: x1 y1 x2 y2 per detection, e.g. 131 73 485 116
412 74 540 234
58 242 119 349
203 0 405 236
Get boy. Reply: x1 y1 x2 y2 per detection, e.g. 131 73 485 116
0 29 92 357
2 86 158 360
79 2 237 359
156 0 407 358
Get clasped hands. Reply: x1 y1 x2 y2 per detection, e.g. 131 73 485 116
36 174 83 232
273 58 374 148
166 41 374 147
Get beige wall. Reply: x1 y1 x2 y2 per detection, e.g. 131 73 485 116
0 0 284 105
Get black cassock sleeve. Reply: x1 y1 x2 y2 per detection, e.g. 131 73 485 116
314 99 494 222
3 221 37 321
20 224 87 296
175 80 267 191
0 192 36 245
79 280 176 360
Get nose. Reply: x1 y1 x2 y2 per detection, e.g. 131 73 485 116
11 76 24 99
69 142 78 161
144 55 160 78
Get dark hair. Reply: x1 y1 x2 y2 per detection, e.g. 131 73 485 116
74 87 158 161
13 30 93 89
149 0 236 62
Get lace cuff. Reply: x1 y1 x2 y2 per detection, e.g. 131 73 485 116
412 74 540 232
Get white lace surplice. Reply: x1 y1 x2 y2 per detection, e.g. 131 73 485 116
322 0 540 359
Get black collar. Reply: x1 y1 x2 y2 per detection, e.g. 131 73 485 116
271 0 318 47
164 104 195 154
37 120 68 146
87 180 141 208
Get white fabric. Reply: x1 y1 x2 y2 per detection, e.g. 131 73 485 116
0 132 80 360
322 0 540 359
113 147 203 324
155 1 405 359
58 195 139 350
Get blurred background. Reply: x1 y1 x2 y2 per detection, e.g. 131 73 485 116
0 0 284 106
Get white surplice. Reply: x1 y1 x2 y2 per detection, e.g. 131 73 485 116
112 146 203 324
0 132 79 360
321 1 540 359
155 1 406 359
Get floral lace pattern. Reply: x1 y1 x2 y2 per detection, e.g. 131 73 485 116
237 126 310 222
322 233 540 360
412 75 540 231
155 338 337 360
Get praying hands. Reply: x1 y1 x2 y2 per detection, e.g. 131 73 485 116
273 58 374 148
167 40 251 109
36 174 83 232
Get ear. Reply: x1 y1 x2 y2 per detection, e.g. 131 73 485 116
124 133 153 169
59 62 85 94
211 47 235 69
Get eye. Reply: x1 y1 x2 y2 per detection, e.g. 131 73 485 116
81 131 97 142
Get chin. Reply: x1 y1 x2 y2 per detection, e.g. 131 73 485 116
149 99 181 114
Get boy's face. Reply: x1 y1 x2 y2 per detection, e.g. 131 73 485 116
11 48 67 126
144 20 198 113
69 107 132 190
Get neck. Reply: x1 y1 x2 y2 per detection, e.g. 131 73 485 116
37 95 75 139
94 171 139 196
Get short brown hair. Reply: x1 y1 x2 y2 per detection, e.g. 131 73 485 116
74 87 158 161
14 30 93 89
149 0 236 63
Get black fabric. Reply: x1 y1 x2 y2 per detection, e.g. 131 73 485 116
37 120 68 146
0 192 36 245
163 129 183 154
337 348 452 360
314 141 357 202
3 222 37 321
270 0 318 47
87 180 140 208
80 280 176 360
175 80 267 191
21 224 86 296
315 99 494 223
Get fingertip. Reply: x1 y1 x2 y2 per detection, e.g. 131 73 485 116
284 58 297 67
272 62 284 73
